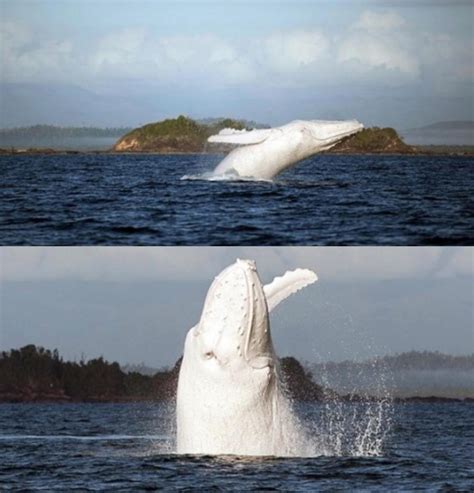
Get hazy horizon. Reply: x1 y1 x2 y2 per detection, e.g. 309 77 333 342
1 119 473 148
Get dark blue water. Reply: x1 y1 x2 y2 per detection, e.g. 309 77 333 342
1 153 473 245
0 402 472 491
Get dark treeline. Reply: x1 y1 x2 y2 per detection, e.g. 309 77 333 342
0 125 132 138
0 345 323 403
0 345 178 403
313 351 474 373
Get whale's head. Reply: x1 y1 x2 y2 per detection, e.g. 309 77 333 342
181 259 277 393
296 119 364 150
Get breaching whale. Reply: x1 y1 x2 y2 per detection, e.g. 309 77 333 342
208 119 364 180
176 259 318 456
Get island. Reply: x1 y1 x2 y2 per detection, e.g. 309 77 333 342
113 116 247 153
327 127 416 154
113 116 416 155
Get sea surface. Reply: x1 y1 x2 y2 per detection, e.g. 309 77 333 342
1 153 473 245
0 402 472 491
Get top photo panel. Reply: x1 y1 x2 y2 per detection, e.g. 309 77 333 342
1 0 473 246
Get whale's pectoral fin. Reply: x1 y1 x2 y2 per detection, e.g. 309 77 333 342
264 269 318 312
207 128 274 145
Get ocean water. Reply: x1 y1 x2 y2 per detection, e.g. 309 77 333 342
0 402 472 491
1 153 473 245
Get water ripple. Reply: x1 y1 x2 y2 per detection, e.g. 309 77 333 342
0 402 473 491
0 153 473 245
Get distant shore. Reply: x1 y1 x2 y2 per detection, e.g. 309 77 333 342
2 346 473 404
2 119 473 155
1 146 473 157
0 392 471 404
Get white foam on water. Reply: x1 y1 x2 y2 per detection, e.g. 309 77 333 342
181 169 273 183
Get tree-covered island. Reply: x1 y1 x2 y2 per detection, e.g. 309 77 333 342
113 115 416 154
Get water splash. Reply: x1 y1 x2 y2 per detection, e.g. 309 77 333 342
180 171 273 183
269 371 393 458
307 396 393 457
299 358 394 457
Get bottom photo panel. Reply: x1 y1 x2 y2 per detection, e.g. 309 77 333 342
1 246 473 491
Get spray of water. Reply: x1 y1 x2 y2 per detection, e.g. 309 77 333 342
307 393 393 457
293 295 395 457
274 362 393 458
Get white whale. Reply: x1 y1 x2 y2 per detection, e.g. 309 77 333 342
176 259 318 456
208 119 364 180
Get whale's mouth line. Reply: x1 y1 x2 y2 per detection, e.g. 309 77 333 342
242 263 254 366
318 125 363 143
238 262 273 371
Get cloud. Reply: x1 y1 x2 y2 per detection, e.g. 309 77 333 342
263 30 330 73
338 34 419 76
0 20 31 52
1 247 472 284
418 32 474 88
338 10 420 77
354 10 406 31
433 248 474 279
91 28 149 75
156 34 255 84
0 20 77 82
88 29 255 85
0 7 472 105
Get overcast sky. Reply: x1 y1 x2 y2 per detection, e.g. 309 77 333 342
1 1 472 127
1 247 472 367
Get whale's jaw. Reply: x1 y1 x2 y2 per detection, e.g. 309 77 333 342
307 119 364 150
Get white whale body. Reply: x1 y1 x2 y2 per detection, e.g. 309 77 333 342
176 259 318 456
208 119 364 180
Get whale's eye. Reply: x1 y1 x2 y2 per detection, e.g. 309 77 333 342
204 351 214 360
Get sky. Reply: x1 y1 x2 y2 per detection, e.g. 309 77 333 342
1 247 472 367
1 0 473 128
